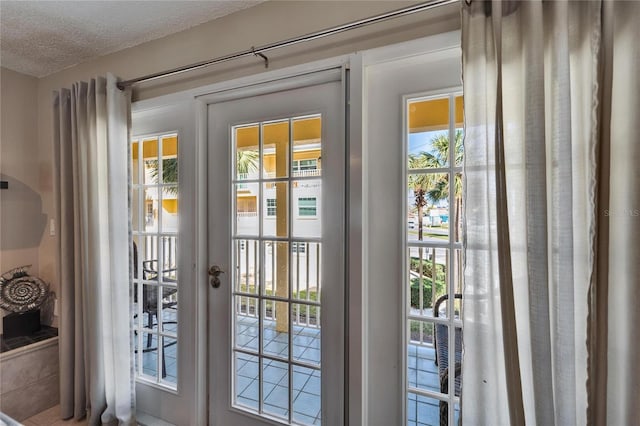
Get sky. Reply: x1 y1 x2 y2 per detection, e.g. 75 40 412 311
408 129 448 157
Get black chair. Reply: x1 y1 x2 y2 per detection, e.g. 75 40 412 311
133 242 178 378
433 293 462 426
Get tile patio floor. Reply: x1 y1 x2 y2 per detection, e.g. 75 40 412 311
136 307 178 385
140 312 455 425
234 316 322 425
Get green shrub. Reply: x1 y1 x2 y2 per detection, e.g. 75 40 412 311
409 256 446 280
410 278 433 309
409 255 446 310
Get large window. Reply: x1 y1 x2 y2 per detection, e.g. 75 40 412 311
131 133 179 389
405 93 463 426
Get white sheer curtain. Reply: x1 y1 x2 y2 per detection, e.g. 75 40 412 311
461 1 640 425
53 74 135 425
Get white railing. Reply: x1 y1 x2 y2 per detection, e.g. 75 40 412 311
239 169 322 179
293 169 321 177
234 239 321 329
142 234 177 273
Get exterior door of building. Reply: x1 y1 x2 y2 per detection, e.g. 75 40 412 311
206 70 346 426
130 101 199 424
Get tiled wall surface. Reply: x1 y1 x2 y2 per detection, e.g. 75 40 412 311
0 338 59 421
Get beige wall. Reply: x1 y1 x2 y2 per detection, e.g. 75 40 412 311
34 1 458 298
0 68 45 332
0 68 42 278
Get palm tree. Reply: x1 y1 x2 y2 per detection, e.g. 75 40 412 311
148 159 178 194
236 149 259 177
408 152 438 240
426 130 463 241
408 130 464 241
408 130 464 306
147 148 259 189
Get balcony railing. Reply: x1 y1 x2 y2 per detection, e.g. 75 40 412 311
142 234 177 273
235 240 321 329
238 169 322 180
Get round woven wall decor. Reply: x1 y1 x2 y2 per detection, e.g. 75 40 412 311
0 265 49 313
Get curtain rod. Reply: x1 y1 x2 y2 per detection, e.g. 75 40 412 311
117 0 456 90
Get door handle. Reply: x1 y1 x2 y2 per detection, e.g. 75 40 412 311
208 265 225 288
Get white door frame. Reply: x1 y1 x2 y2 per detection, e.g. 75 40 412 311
130 100 199 425
130 30 461 425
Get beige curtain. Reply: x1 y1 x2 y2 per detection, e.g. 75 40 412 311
53 74 135 425
461 0 640 425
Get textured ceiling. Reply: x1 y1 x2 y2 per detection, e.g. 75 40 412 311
0 1 264 77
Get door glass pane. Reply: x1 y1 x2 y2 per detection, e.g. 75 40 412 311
162 336 178 386
142 332 158 379
293 179 321 238
235 296 258 352
231 116 323 424
264 241 288 297
235 124 260 181
293 367 321 425
407 173 449 244
407 247 448 319
131 132 179 390
235 239 259 294
263 120 289 179
293 304 320 366
263 300 289 360
235 352 259 410
293 115 322 178
407 97 450 169
407 392 442 426
143 188 159 231
143 138 159 184
161 134 178 182
263 359 289 419
263 182 288 237
236 183 259 236
292 242 320 302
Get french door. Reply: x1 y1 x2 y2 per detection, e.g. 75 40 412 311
206 70 346 426
130 101 199 424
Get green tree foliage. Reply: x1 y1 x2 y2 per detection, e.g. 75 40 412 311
147 159 178 194
408 130 464 240
236 149 259 175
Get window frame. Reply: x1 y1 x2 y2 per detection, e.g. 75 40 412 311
403 90 463 426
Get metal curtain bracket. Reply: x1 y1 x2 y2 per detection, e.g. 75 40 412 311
252 47 269 69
